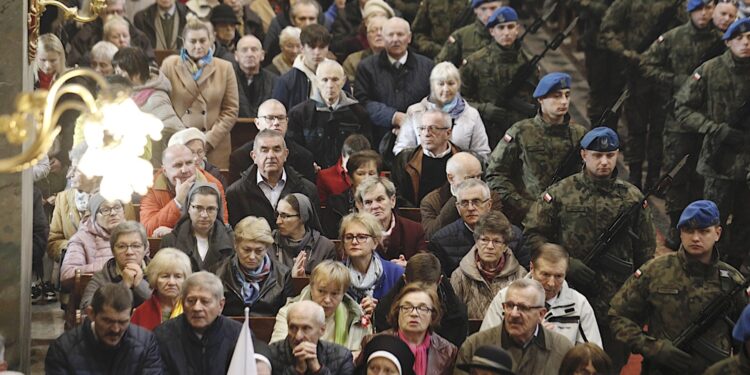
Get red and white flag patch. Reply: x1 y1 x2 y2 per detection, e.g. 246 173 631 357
634 269 642 278
503 133 513 143
692 72 701 81
543 193 553 202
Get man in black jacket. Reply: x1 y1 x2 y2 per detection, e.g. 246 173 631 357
234 35 278 118
154 271 242 375
45 283 164 374
226 129 319 228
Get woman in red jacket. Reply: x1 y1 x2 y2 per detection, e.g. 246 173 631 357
131 247 192 330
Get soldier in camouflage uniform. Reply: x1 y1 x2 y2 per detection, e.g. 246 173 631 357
609 200 747 374
411 0 473 58
704 304 750 374
435 0 503 67
674 18 750 270
598 0 687 189
460 6 535 148
485 72 587 225
640 0 725 249
522 127 656 368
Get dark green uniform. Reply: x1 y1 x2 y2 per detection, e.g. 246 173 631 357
609 249 747 374
485 115 587 225
435 20 492 67
460 42 535 148
411 0 472 58
598 0 686 188
673 50 750 268
639 20 724 246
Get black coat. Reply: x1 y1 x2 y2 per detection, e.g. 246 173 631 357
160 217 234 272
214 255 294 317
154 315 241 375
226 164 320 228
271 229 339 274
67 18 154 66
234 65 278 118
269 339 355 375
45 318 165 374
229 138 317 184
133 3 190 50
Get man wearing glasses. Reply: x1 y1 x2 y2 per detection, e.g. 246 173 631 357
392 109 460 207
455 278 573 375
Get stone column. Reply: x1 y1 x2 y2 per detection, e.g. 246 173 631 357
0 0 32 371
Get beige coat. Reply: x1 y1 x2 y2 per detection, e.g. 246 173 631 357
450 246 527 319
160 55 239 168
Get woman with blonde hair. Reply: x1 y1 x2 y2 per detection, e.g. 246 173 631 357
160 15 239 169
34 33 67 90
131 248 193 331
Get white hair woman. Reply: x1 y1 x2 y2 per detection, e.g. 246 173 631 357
131 248 193 330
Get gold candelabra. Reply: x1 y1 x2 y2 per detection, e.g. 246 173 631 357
28 0 107 60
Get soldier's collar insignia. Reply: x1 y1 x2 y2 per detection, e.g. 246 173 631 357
634 269 642 278
497 15 505 23
543 193 553 202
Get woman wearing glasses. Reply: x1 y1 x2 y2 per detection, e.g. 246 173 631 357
160 182 234 272
272 193 337 277
215 216 293 317
450 211 526 319
358 283 457 375
60 194 127 283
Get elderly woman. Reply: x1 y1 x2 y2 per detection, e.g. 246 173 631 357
272 193 337 277
103 16 131 49
340 212 404 316
80 221 152 309
161 16 239 169
393 62 491 163
34 34 66 90
215 216 293 316
362 283 457 375
131 248 192 330
450 211 526 320
271 260 372 353
89 41 118 75
60 194 126 283
559 343 613 375
269 26 301 76
160 182 234 271
356 334 415 375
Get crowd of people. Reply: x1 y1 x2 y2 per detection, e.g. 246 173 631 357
26 0 750 374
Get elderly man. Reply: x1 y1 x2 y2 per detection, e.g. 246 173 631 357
482 243 602 347
234 35 278 118
80 221 152 309
354 17 434 146
271 24 331 110
429 179 524 276
140 144 228 237
168 127 226 186
392 109 460 207
287 60 373 169
133 0 190 50
155 271 242 375
454 279 573 375
228 99 316 183
46 283 164 373
420 152 504 237
436 0 504 66
226 129 319 228
269 300 355 375
486 72 587 225
355 176 427 266
264 0 321 66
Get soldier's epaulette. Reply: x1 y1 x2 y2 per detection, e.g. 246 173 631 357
657 35 665 43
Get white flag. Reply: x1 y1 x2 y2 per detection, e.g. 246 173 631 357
227 307 257 375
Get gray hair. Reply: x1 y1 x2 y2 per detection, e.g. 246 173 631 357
354 176 396 204
279 26 302 46
455 178 490 201
446 152 481 175
419 108 451 129
253 129 287 151
103 16 129 41
316 59 344 78
430 61 461 86
91 41 119 61
288 300 325 326
181 271 224 301
145 248 192 289
507 279 546 307
109 221 147 251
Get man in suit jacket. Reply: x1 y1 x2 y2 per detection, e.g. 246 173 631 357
134 0 190 50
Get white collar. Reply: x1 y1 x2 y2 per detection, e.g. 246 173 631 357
423 144 452 158
387 51 408 66
256 169 287 186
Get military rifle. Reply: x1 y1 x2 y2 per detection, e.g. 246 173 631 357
595 88 629 129
517 2 558 44
549 146 581 187
502 17 579 117
580 154 689 276
705 101 750 171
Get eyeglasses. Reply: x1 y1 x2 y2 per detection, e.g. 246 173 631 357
399 305 434 315
114 243 145 252
259 115 288 122
275 212 300 220
416 126 450 134
98 205 124 216
343 234 372 243
501 302 544 314
190 205 218 215
456 198 489 208
477 236 506 247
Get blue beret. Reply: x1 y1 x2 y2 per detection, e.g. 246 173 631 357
723 17 750 40
533 72 572 98
486 7 518 29
580 127 619 151
677 200 720 229
471 0 500 8
733 304 750 342
687 0 712 13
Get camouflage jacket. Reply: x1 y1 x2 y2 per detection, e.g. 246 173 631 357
703 351 750 375
485 114 587 220
609 248 746 373
435 20 492 67
599 0 686 57
674 50 750 180
412 0 471 58
460 42 534 132
522 171 656 319
568 0 611 49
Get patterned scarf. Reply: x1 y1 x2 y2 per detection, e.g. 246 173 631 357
180 48 214 80
399 330 431 375
476 251 507 283
439 94 466 120
234 255 271 305
346 255 383 302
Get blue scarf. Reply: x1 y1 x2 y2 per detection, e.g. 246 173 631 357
234 255 271 305
180 48 214 80
441 94 466 120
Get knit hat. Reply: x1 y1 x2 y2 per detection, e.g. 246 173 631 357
362 335 415 375
168 128 207 148
209 3 239 25
363 0 395 20
88 193 107 216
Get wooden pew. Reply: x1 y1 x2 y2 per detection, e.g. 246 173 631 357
65 269 94 330
231 118 258 152
154 49 177 67
398 207 422 222
229 316 277 343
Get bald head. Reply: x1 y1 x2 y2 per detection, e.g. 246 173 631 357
235 35 265 74
446 152 483 195
286 300 326 346
288 300 325 326
317 60 346 105
162 144 197 186
383 17 411 59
